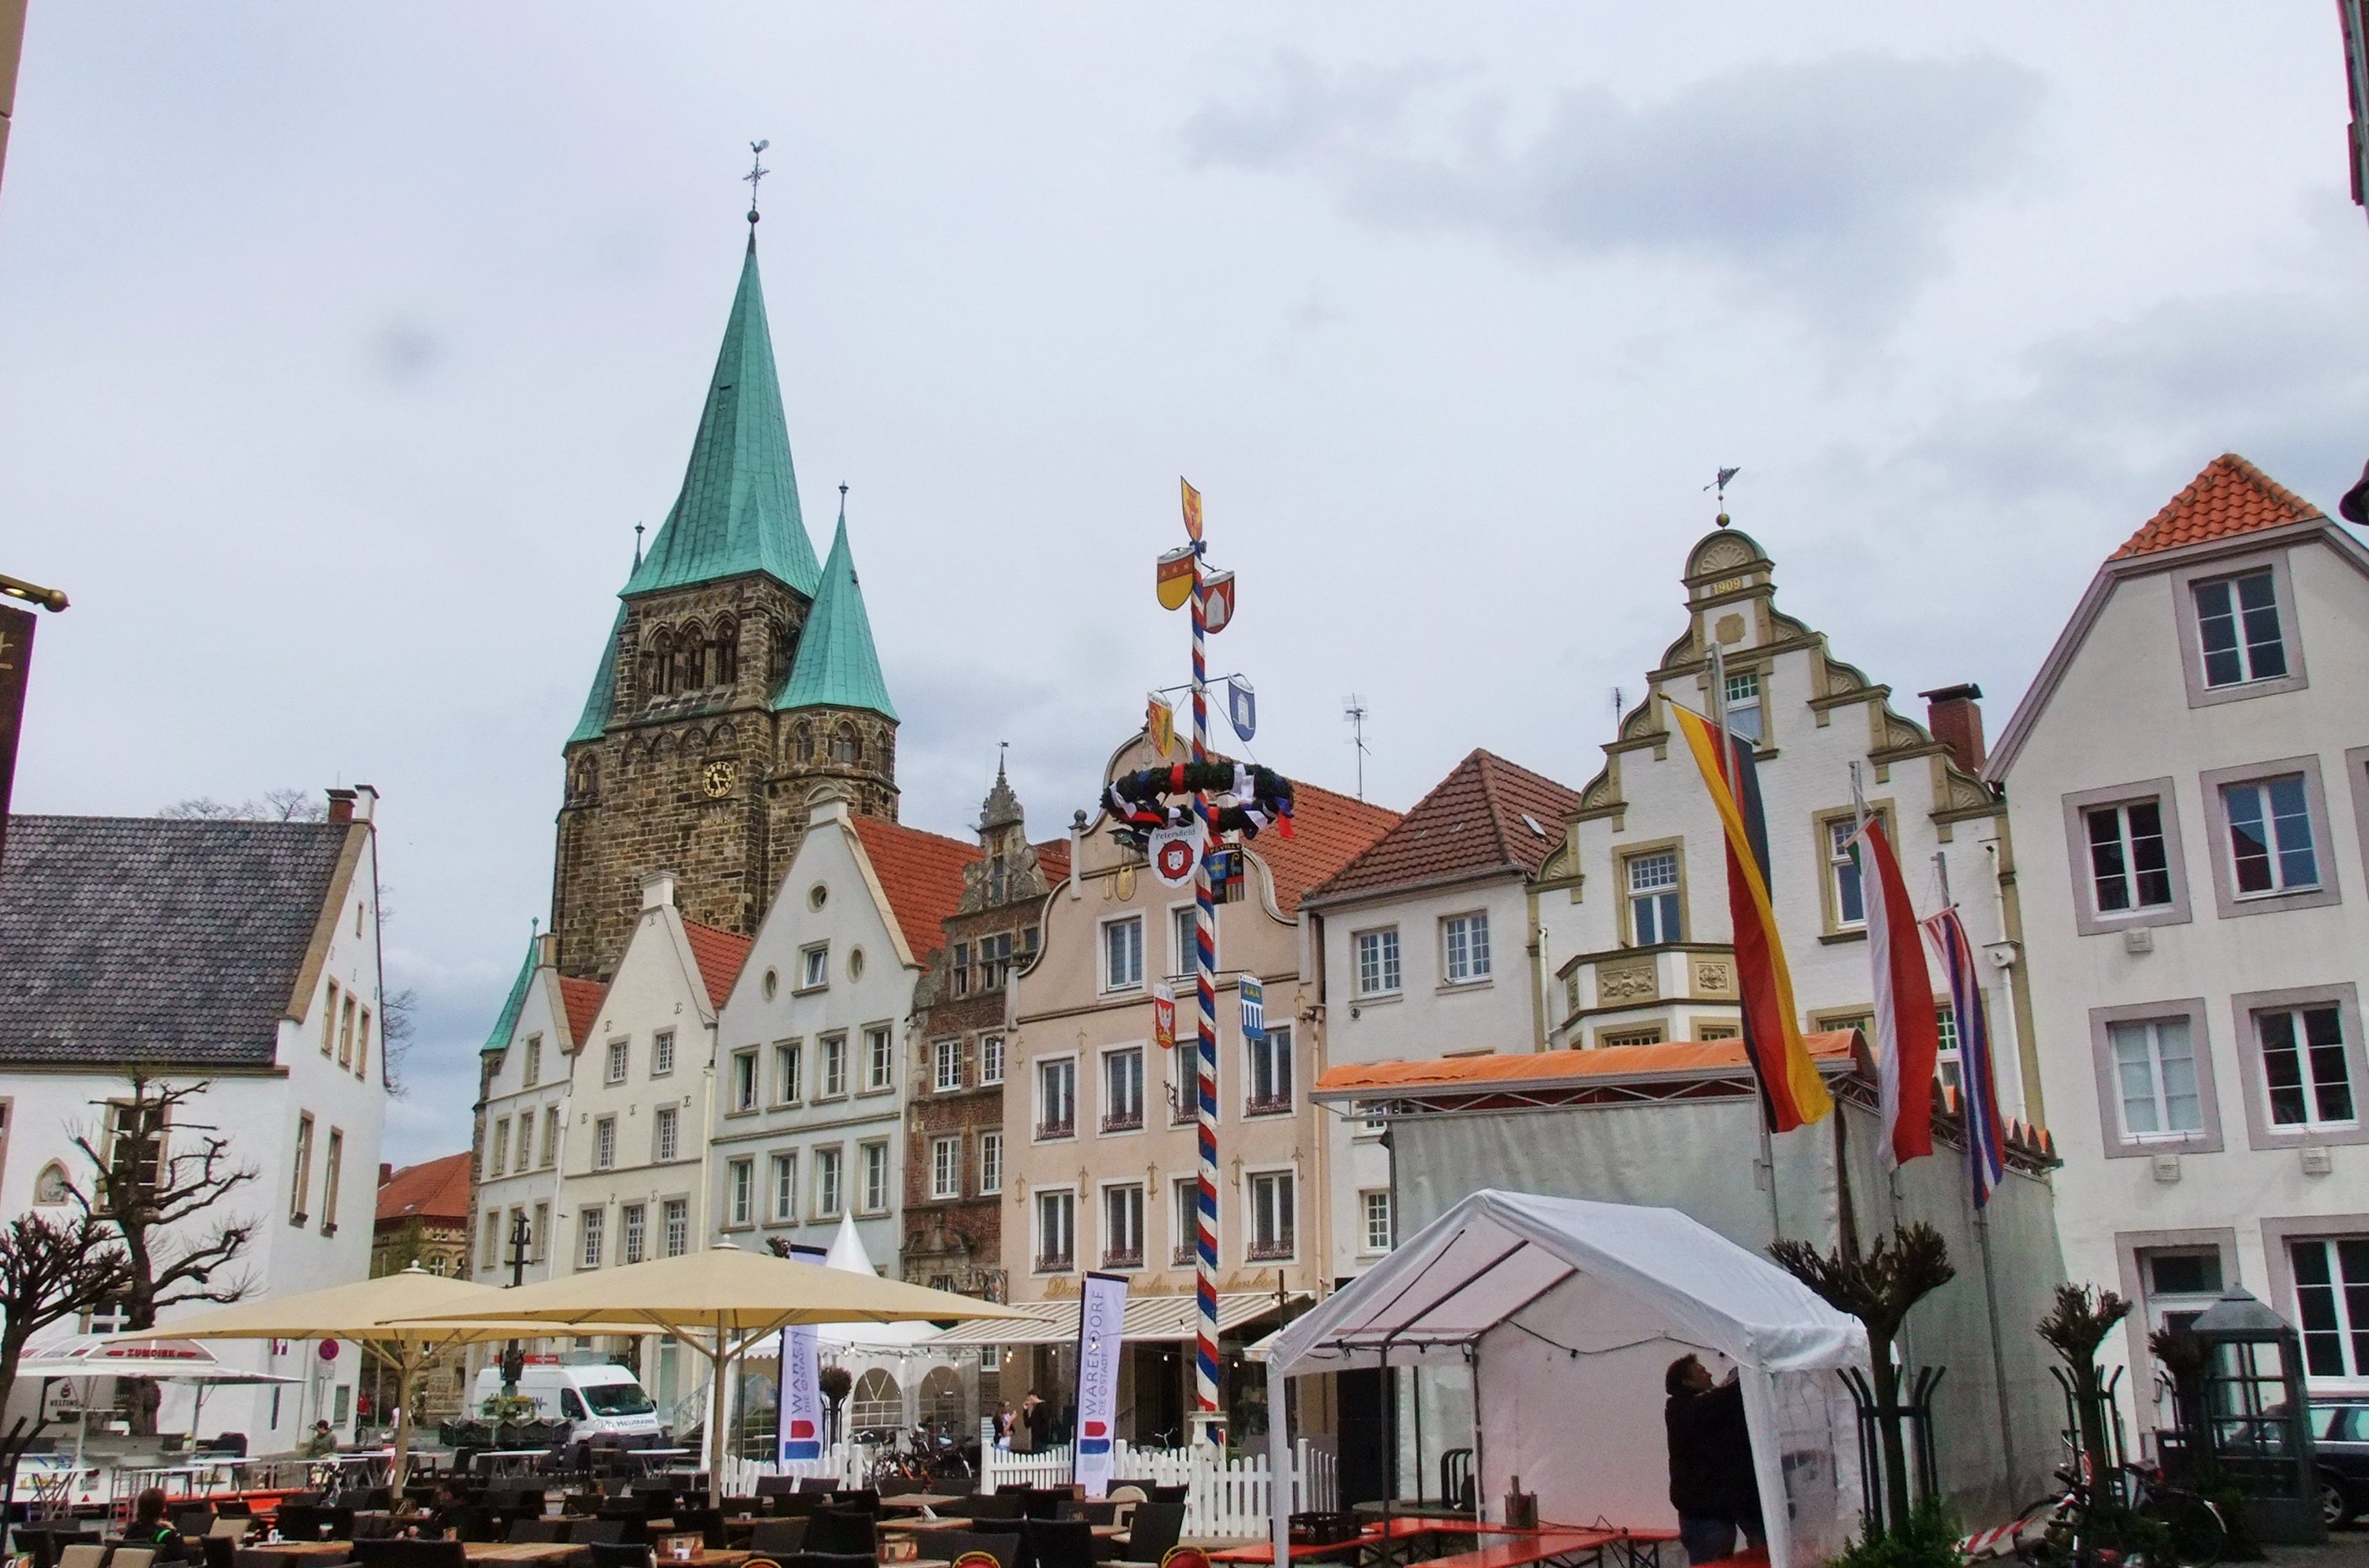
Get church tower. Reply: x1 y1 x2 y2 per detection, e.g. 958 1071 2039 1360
551 231 899 980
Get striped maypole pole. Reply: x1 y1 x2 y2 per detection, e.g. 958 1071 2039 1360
1188 533 1224 1448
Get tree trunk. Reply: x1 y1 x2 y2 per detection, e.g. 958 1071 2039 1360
1869 1328 1913 1533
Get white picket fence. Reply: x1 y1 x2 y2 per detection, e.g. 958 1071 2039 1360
978 1431 1337 1540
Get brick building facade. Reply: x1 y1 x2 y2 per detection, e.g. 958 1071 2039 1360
551 234 899 981
898 764 1070 1300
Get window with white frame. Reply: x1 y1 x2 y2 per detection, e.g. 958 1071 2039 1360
540 1107 559 1168
489 1118 511 1176
930 1136 961 1200
821 1035 848 1097
1247 1025 1293 1115
1103 1184 1145 1267
951 942 971 998
1103 1047 1145 1132
1442 912 1491 983
1173 1177 1200 1265
654 1105 678 1163
1362 1189 1394 1253
865 1025 894 1091
1036 1189 1075 1271
606 1039 628 1084
663 1197 688 1258
621 1203 646 1265
2256 1004 2355 1129
979 931 1015 991
814 1147 843 1217
800 944 829 988
1103 916 1144 991
934 1038 963 1093
579 1205 604 1269
593 1115 616 1171
1723 669 1763 744
978 1131 1002 1195
481 1209 500 1271
1825 822 1866 930
1354 928 1402 997
2110 1017 2205 1139
979 1034 1005 1085
771 1152 797 1221
731 1048 759 1112
1626 851 1683 945
523 1036 542 1088
861 1141 890 1213
2292 1237 2369 1377
775 1040 802 1104
652 1030 676 1077
2192 570 2288 688
1169 1043 1197 1125
2222 775 2319 896
1936 1004 1962 1094
1171 905 1211 979
1038 1057 1077 1138
1247 1170 1296 1262
2086 800 2175 914
2139 1248 2225 1344
727 1158 754 1227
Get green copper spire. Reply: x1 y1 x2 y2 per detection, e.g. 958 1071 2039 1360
482 936 538 1055
623 237 822 599
567 599 628 745
773 492 897 719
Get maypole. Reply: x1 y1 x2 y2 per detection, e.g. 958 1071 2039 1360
1186 495 1223 1448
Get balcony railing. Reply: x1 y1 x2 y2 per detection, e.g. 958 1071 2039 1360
1243 1094 1294 1118
1035 1116 1075 1141
1035 1251 1074 1274
1246 1235 1295 1263
1102 1248 1144 1270
1100 1109 1144 1134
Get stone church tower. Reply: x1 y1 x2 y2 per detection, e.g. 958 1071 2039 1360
550 232 898 980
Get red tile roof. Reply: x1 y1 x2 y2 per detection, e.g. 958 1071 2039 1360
2110 453 2323 559
375 1151 472 1228
1305 750 1578 905
557 976 606 1047
1247 780 1402 914
1035 839 1073 887
681 919 753 1011
850 815 983 958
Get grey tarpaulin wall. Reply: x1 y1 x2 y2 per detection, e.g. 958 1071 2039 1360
1391 1095 2065 1523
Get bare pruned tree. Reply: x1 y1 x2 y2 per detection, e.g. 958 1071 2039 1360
0 1214 135 1497
67 1073 258 1433
157 790 326 823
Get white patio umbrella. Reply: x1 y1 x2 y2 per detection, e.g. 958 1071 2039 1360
15 1335 299 1470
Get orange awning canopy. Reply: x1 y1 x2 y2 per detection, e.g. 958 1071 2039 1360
1314 1030 1860 1098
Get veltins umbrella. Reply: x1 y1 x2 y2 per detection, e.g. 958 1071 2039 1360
392 1242 1027 1503
163 1265 556 1488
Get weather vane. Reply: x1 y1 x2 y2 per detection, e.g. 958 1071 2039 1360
1707 466 1741 526
744 139 771 225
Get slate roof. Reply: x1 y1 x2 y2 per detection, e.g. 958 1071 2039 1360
1304 749 1578 907
681 919 752 1011
558 976 607 1046
850 815 981 958
0 814 356 1069
2109 453 2323 559
773 506 896 719
377 1152 472 1229
1247 781 1402 915
622 238 822 601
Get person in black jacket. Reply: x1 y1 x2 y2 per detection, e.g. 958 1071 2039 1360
126 1488 189 1565
1664 1356 1764 1565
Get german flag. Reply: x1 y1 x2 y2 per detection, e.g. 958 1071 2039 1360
1669 702 1834 1131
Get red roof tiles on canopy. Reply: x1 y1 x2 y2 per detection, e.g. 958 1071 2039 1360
2109 454 2323 560
850 815 982 958
376 1151 473 1227
557 976 606 1048
1306 749 1578 905
681 919 753 1011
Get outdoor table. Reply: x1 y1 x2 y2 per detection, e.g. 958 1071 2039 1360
1209 1535 1375 1565
464 1543 591 1565
649 1550 751 1568
471 1451 555 1481
236 1540 354 1568
875 1518 973 1534
876 1496 970 1514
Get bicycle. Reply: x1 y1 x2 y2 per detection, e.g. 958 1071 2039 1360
1983 1458 2227 1568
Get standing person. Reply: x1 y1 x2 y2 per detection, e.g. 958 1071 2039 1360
1664 1356 1763 1565
995 1401 1015 1449
1013 1391 1040 1454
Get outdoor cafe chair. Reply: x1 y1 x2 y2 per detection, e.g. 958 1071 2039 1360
960 1496 1023 1523
671 1508 725 1549
1018 1519 1095 1568
1108 1503 1184 1568
200 1535 237 1568
748 1520 809 1556
55 1546 108 1568
176 1512 218 1537
914 1530 1019 1568
354 1540 468 1568
274 1507 324 1541
776 1553 875 1568
586 1546 654 1568
110 1549 157 1568
801 1510 877 1558
506 1519 568 1544
572 1521 630 1546
795 1481 839 1496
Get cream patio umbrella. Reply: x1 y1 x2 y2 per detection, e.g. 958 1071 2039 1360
392 1242 1027 1504
164 1265 557 1489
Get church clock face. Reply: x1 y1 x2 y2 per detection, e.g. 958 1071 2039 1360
702 760 737 798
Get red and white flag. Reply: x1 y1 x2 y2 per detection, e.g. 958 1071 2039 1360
1851 814 1938 1166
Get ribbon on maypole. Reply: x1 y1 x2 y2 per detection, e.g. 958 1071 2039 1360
1184 479 1223 1446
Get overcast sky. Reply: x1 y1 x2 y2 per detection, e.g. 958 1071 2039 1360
3 6 2363 1168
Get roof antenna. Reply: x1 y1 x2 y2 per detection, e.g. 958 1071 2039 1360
1611 686 1625 734
1706 466 1741 527
633 522 644 570
744 139 771 244
1342 693 1370 801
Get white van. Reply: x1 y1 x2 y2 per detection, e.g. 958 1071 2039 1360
471 1361 665 1443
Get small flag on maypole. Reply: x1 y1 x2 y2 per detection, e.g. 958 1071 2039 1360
1850 813 1939 1166
1147 692 1178 758
1180 477 1204 541
1669 702 1833 1131
1157 548 1196 612
1227 678 1257 742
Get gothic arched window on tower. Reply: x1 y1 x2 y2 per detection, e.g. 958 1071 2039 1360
833 725 859 765
793 723 813 763
645 629 677 697
681 621 708 690
713 618 738 686
769 621 792 686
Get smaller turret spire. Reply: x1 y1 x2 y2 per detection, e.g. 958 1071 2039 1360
772 490 897 719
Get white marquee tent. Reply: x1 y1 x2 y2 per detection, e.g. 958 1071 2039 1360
1262 1191 1870 1568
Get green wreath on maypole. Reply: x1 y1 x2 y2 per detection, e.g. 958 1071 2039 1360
1104 760 1296 850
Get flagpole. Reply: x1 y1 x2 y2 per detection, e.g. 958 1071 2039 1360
1937 850 2019 1487
1189 517 1223 1451
1710 643 1783 1244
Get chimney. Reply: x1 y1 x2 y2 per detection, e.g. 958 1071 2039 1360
641 870 677 911
1919 684 1986 774
535 931 560 969
326 788 358 824
377 1162 393 1188
352 784 379 822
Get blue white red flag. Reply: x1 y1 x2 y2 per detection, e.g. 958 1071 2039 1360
776 1242 828 1463
1239 976 1264 1041
1074 1272 1128 1496
1922 905 2007 1206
